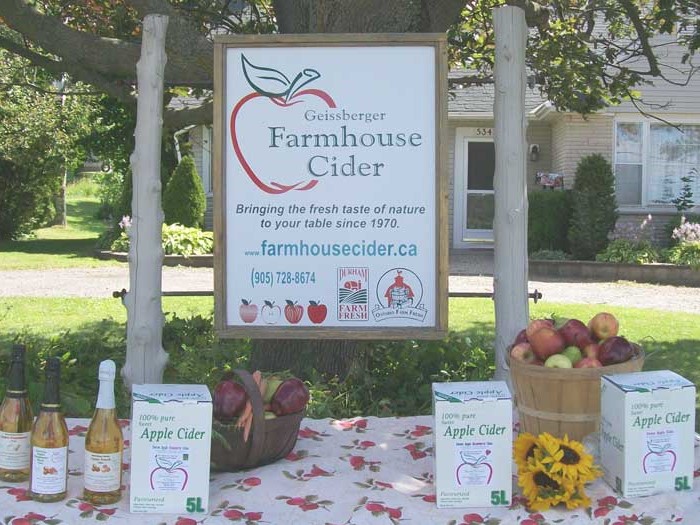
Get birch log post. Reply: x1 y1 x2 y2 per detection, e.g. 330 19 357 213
121 14 169 389
492 6 529 384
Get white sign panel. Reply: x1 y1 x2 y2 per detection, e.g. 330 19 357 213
215 36 446 338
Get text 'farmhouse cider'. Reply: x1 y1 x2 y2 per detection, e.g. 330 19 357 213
29 357 69 502
0 345 33 482
83 360 123 504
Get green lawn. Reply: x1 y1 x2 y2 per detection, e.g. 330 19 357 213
0 180 120 270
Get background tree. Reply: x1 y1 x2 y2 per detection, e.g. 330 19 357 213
162 155 206 228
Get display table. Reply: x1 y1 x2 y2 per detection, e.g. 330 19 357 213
3 417 697 524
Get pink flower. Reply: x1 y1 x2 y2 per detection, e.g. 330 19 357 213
78 502 96 512
286 497 306 506
223 509 244 519
358 440 376 449
462 513 484 523
365 502 386 512
386 507 402 519
244 512 263 520
242 477 261 486
300 503 319 511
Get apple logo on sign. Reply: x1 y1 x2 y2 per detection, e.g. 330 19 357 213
231 55 337 194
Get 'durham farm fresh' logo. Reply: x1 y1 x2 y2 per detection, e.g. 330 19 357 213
230 55 336 194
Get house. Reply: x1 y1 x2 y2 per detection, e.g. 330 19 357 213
190 32 700 250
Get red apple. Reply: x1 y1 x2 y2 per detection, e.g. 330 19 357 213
582 343 601 360
213 380 247 421
574 357 603 368
526 319 554 340
270 378 310 416
284 300 304 324
510 343 536 364
307 300 328 324
528 327 565 361
598 336 635 366
588 312 619 341
513 329 528 346
558 319 595 350
239 299 258 323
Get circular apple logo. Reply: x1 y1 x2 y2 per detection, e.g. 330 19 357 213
231 55 337 194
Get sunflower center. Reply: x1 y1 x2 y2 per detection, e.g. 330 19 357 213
526 444 536 460
560 445 581 465
534 471 560 490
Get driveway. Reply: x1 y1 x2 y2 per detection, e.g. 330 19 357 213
1 266 699 314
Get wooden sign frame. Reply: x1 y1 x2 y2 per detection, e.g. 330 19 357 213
213 33 448 339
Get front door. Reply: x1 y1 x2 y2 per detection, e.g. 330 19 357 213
453 128 495 248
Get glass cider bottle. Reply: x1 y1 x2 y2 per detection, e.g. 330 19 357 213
0 344 33 481
83 359 123 504
29 357 69 502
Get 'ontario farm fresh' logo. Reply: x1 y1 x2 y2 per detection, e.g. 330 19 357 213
230 55 336 194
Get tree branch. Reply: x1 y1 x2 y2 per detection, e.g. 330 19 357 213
617 0 661 77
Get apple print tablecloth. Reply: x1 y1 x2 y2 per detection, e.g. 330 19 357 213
1 417 697 524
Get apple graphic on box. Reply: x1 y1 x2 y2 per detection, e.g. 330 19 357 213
510 343 536 364
150 457 188 491
261 300 281 324
529 327 565 361
307 300 327 324
526 319 554 340
558 319 595 350
574 357 603 368
231 55 336 194
284 300 304 324
456 452 493 486
642 441 677 473
544 354 573 368
588 312 619 341
239 299 258 324
561 346 583 366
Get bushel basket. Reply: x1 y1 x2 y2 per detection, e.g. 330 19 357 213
509 345 644 441
210 369 304 471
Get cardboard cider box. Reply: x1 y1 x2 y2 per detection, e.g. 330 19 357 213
130 384 212 514
600 370 695 498
432 381 512 508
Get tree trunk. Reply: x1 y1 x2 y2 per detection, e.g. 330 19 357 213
121 14 170 390
52 171 67 227
492 6 529 386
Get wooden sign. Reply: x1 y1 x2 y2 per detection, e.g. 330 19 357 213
213 34 448 339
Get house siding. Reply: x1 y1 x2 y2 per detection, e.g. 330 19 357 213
550 113 613 188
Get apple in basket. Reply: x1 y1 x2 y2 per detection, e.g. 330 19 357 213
270 378 310 416
213 379 247 422
558 319 595 350
598 336 636 366
528 327 565 361
588 312 619 341
510 343 536 364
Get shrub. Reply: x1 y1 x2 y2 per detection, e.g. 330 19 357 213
162 155 205 228
567 154 618 260
0 157 57 240
94 170 125 220
666 242 700 268
672 217 700 244
596 239 661 264
529 249 570 261
110 223 213 256
528 190 573 253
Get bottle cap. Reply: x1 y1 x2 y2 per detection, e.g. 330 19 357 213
99 360 117 381
10 344 26 362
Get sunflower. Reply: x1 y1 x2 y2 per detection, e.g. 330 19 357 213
537 433 599 481
514 432 539 472
518 464 572 511
562 481 592 510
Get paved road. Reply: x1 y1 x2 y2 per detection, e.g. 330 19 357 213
1 266 699 314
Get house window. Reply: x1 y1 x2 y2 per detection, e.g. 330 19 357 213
614 121 700 207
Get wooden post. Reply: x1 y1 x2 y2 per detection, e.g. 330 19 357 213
492 6 529 384
121 14 169 389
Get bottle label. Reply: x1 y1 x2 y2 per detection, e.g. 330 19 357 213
84 451 122 492
31 446 67 495
0 432 31 469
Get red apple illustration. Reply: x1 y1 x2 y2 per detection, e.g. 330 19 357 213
456 452 493 486
307 300 327 324
261 300 281 324
231 55 337 194
239 299 258 323
284 300 304 324
642 441 677 473
150 457 188 490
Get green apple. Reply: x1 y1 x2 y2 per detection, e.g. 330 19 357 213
561 346 583 366
263 376 284 403
544 354 573 368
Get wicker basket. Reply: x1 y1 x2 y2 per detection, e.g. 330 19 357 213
509 346 644 441
210 369 304 472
